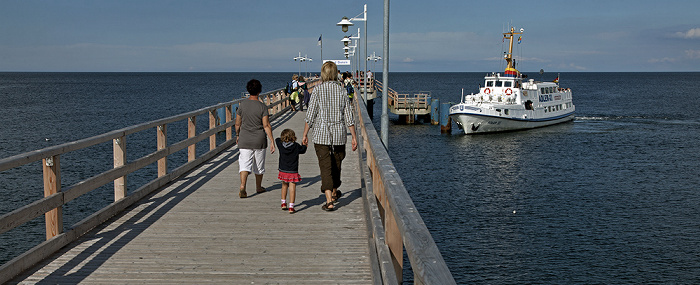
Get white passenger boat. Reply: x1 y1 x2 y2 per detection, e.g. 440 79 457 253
449 26 575 134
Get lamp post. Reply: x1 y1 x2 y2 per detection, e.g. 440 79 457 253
381 0 389 147
338 4 368 106
367 52 381 76
304 55 312 78
294 52 312 78
293 52 304 76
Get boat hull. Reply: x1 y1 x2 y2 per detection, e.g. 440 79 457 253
450 111 574 134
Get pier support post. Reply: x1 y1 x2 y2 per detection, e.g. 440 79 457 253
188 117 196 162
209 110 216 151
440 103 452 133
225 105 233 141
157 125 168 177
113 137 126 200
42 155 62 240
431 99 440 125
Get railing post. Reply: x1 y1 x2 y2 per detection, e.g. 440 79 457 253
42 155 62 240
209 110 217 150
188 116 196 161
113 137 126 200
225 105 232 141
276 92 282 114
157 125 167 177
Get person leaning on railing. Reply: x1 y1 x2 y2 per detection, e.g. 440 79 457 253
302 61 358 211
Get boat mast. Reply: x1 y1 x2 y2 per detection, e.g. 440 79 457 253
503 27 523 70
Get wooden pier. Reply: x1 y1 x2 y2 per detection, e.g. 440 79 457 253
7 111 372 284
374 80 432 124
0 81 455 284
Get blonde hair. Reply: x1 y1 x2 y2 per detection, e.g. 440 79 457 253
292 74 298 80
280 129 296 143
321 61 339 82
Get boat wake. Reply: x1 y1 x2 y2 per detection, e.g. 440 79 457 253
576 116 700 126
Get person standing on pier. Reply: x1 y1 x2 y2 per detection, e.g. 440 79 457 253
235 79 275 198
302 61 358 211
276 129 307 214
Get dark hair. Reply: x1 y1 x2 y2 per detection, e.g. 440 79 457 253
246 79 262 95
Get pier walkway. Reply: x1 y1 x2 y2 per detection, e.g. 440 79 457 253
1 83 455 284
8 110 373 284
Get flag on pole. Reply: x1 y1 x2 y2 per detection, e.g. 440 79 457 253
318 35 322 46
518 36 522 44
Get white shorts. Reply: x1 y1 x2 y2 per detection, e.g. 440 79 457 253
239 148 266 175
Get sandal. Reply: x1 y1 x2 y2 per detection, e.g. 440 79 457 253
239 187 247 198
281 203 287 210
322 203 336 211
256 187 266 194
331 190 342 203
289 207 296 214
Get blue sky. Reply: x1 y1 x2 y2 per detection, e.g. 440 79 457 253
1 0 698 72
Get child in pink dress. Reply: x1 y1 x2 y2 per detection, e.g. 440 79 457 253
275 129 307 213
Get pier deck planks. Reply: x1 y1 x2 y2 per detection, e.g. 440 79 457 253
9 110 371 284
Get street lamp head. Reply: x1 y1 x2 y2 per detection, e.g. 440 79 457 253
341 36 351 47
337 17 354 33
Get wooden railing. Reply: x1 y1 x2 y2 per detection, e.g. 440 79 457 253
0 81 317 283
375 80 430 112
354 96 455 284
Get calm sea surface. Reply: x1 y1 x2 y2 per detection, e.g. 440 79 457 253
2 72 700 283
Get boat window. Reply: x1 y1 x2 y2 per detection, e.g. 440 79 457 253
495 81 503 87
504 81 513 87
549 87 554 93
541 88 546 94
486 81 494 87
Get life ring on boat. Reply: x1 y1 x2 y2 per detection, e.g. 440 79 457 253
484 88 491 94
505 88 513 95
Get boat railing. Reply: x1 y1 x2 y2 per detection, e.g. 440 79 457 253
0 79 318 283
353 90 456 284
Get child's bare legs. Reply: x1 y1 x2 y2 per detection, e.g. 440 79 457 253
288 182 296 205
288 182 297 213
281 181 289 209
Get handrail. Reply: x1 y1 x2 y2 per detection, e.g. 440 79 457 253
0 80 317 283
354 95 455 283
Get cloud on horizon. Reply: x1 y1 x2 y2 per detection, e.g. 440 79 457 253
674 28 700 39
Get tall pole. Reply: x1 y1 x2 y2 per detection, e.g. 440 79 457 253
381 0 389 147
363 4 368 107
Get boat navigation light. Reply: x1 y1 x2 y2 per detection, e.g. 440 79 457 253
520 28 524 33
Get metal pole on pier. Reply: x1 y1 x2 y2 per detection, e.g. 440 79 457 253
381 0 389 147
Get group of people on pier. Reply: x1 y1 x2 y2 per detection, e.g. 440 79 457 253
234 61 357 213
